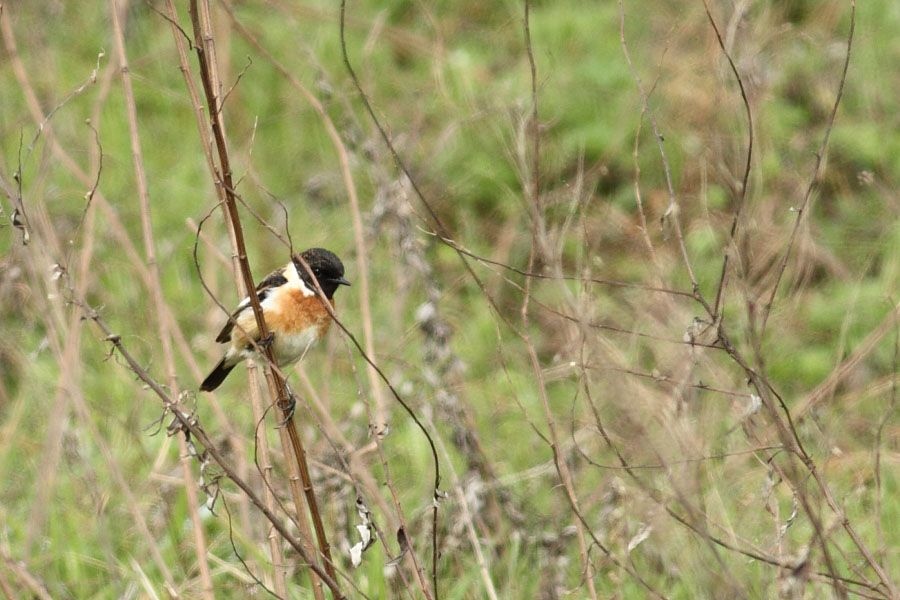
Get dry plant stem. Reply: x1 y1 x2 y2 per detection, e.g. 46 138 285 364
522 0 548 262
434 231 696 300
23 80 111 552
186 0 337 593
0 573 14 600
723 335 848 593
483 285 667 595
339 1 661 594
338 5 455 596
333 332 434 597
22 153 109 547
18 224 179 595
619 2 887 592
108 2 215 596
630 103 662 273
162 0 255 539
759 0 855 336
339 0 883 594
429 421 499 600
22 55 115 544
220 0 390 435
873 311 898 562
9 147 182 595
794 304 899 420
365 411 434 599
0 4 239 448
377 185 518 533
617 0 699 292
296 367 397 526
0 549 52 600
173 40 312 600
701 0 753 317
727 328 897 596
248 388 288 596
292 371 420 598
6 25 110 555
519 187 601 598
84 309 347 598
6 163 347 597
521 4 597 597
577 372 878 597
302 281 436 599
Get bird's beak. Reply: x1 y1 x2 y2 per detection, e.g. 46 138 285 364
335 277 351 287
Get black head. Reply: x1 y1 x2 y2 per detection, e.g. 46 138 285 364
293 248 350 299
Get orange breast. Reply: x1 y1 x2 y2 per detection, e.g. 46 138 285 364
267 288 333 336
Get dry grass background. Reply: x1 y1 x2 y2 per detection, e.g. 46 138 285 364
0 0 897 598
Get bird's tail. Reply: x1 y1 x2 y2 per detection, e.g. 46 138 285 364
200 355 236 392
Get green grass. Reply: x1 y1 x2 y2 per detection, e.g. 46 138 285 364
1 0 898 598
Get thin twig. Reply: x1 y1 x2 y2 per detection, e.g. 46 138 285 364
108 1 215 595
759 0 856 335
701 0 754 317
186 0 339 593
219 0 391 436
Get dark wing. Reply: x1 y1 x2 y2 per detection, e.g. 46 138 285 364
213 268 288 343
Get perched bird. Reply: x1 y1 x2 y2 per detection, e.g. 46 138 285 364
200 247 350 392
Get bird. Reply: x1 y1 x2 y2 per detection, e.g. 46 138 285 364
200 247 350 392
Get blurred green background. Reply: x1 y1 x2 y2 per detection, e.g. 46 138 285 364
1 0 897 598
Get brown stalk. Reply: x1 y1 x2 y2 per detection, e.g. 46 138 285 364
293 366 422 597
161 1 300 591
0 2 241 447
12 173 180 596
338 0 668 593
185 0 338 593
4 136 347 598
108 1 216 596
248 392 289 595
616 2 891 593
162 3 292 589
84 306 347 597
295 367 397 527
220 0 390 437
793 303 899 421
330 0 894 595
0 34 187 589
162 0 256 542
16 40 114 559
174 4 323 595
873 306 898 563
724 323 897 596
576 363 881 597
24 97 110 560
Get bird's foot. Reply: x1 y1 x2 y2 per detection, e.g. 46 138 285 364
258 333 275 350
276 382 296 427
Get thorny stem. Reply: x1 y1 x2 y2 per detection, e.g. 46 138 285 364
84 307 346 598
186 0 338 594
160 2 285 589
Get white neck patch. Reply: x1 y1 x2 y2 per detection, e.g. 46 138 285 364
287 261 315 297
